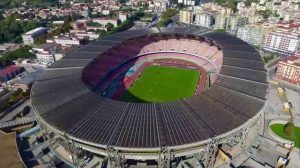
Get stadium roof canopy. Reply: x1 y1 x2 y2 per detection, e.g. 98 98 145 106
31 27 268 149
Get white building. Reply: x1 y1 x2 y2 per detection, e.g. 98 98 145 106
179 10 193 24
54 36 85 46
92 18 118 27
22 27 48 45
214 15 228 30
52 20 65 26
228 16 248 35
152 0 168 11
32 43 61 63
101 10 110 15
72 32 99 40
118 13 128 22
237 26 264 46
194 13 214 28
178 0 195 6
263 31 300 56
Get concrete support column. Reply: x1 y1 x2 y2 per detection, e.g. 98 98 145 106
108 147 126 168
205 137 219 168
158 146 172 168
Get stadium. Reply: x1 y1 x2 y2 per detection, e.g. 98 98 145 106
31 27 268 168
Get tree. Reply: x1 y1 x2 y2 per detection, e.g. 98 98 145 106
98 9 145 38
161 9 178 20
156 9 177 27
0 0 59 10
0 46 32 62
0 88 30 113
62 22 72 32
87 22 102 27
171 0 178 4
227 0 237 11
245 0 258 6
118 0 128 3
258 10 272 19
106 23 114 31
284 122 295 137
22 106 31 116
156 19 172 27
109 11 117 19
0 13 40 44
214 0 238 11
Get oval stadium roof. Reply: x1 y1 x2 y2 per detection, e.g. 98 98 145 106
31 27 268 149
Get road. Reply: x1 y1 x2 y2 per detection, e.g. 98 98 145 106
0 99 32 123
267 64 300 93
0 91 13 106
146 13 160 28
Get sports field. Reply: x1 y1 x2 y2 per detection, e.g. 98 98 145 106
122 65 200 103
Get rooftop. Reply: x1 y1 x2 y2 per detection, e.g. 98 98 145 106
33 43 59 50
24 27 48 35
31 28 267 149
277 21 300 29
281 56 300 66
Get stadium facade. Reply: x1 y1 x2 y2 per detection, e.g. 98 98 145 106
31 27 268 168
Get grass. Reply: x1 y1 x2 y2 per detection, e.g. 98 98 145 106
270 123 300 148
122 65 200 103
263 55 274 63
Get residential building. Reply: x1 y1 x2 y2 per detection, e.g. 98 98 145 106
275 56 300 86
237 26 264 46
52 20 65 26
276 22 300 34
228 16 248 35
295 51 300 57
179 10 193 24
237 1 257 16
32 43 61 63
214 15 229 30
102 9 110 15
193 6 203 14
194 13 214 28
118 13 128 22
54 36 86 46
72 32 99 40
248 15 263 24
92 18 119 27
152 0 167 11
22 27 48 45
263 31 300 56
178 0 195 6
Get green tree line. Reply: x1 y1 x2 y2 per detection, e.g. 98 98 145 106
0 46 33 66
0 0 58 9
0 89 30 114
34 16 73 45
0 14 40 43
156 9 178 27
100 10 145 37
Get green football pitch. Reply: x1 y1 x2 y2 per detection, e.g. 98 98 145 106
121 65 200 103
